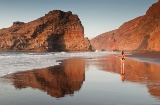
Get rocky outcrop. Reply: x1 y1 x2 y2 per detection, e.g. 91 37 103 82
90 0 160 52
0 10 91 52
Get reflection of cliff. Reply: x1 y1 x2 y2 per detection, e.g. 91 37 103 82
92 55 160 99
3 58 85 98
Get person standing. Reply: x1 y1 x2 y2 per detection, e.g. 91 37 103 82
120 51 125 75
121 51 125 61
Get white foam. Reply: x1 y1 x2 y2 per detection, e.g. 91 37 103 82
0 51 116 77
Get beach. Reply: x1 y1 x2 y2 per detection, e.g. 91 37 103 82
0 52 160 105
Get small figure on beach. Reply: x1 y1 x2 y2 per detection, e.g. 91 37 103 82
120 51 125 80
120 51 125 72
121 51 125 61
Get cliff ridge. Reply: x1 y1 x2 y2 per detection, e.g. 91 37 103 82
0 10 91 52
90 1 160 52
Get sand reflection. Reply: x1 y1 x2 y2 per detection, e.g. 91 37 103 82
92 54 160 99
3 58 85 98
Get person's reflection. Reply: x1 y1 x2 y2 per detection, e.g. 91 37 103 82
121 58 125 81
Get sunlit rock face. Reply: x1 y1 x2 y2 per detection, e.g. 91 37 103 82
91 55 160 99
90 0 160 52
0 10 91 52
3 58 85 98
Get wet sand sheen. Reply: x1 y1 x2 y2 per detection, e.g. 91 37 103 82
1 55 160 105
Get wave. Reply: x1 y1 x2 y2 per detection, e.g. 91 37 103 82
0 51 116 77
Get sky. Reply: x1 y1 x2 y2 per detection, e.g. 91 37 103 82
0 0 158 39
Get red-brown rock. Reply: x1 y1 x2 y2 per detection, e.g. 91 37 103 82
90 1 160 52
0 10 91 52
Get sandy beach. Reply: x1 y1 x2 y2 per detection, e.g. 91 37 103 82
1 53 160 105
126 52 160 65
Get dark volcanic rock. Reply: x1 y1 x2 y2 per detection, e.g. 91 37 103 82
90 1 160 52
0 10 91 52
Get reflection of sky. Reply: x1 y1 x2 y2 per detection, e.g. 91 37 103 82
0 0 158 39
86 65 119 82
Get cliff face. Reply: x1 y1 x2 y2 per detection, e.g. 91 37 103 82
90 1 160 52
0 10 91 52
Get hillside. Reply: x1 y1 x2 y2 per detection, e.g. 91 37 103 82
90 0 160 52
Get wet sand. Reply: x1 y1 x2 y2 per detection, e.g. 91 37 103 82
127 52 160 65
1 54 160 105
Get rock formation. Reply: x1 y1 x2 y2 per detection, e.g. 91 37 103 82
0 10 91 52
90 0 160 52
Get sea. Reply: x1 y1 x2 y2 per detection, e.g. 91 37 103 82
0 51 116 77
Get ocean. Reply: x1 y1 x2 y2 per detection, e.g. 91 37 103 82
0 51 116 77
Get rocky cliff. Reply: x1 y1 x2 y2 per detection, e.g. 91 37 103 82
90 0 160 52
0 10 91 52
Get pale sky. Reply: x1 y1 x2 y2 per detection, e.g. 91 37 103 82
0 0 158 39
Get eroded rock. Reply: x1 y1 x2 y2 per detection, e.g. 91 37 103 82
0 10 91 52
